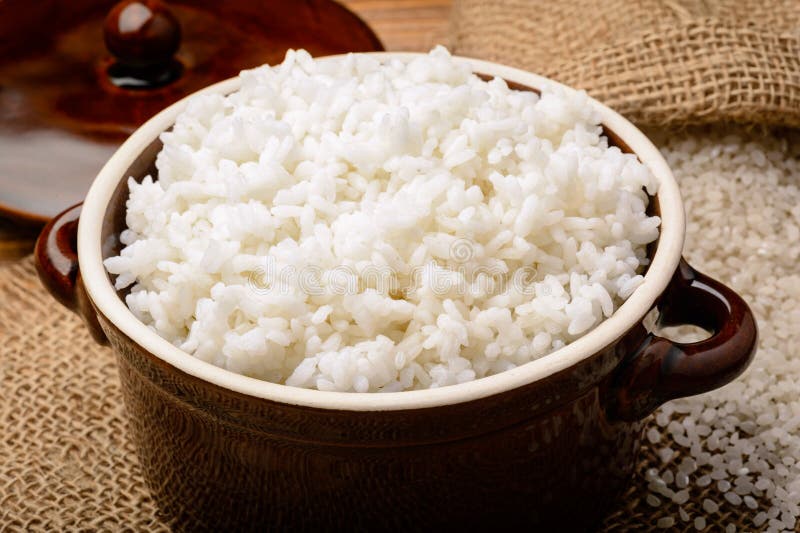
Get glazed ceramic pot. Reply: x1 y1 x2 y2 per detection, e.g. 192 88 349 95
35 54 757 531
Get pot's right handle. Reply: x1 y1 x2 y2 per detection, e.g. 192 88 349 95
607 258 757 422
34 203 109 346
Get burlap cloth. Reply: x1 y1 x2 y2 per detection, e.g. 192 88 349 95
0 259 168 531
450 0 800 128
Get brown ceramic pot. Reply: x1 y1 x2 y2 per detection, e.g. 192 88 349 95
35 54 757 531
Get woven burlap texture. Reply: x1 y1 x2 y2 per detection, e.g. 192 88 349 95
0 259 168 531
450 0 800 128
0 257 761 531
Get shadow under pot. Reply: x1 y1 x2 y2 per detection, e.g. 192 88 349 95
35 54 757 531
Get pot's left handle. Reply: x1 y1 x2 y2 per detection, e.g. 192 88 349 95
35 204 109 346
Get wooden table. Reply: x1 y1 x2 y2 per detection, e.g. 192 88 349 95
0 0 453 261
344 0 452 51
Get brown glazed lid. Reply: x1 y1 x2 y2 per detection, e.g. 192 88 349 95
0 0 383 224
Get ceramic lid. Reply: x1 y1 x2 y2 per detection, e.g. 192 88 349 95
0 0 382 224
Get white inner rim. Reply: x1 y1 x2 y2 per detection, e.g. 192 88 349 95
78 53 685 411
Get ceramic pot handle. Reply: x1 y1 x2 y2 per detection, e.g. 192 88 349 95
34 204 109 346
608 258 757 422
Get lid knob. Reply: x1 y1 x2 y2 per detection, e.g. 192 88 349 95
103 0 183 89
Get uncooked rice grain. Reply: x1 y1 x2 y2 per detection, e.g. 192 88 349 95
657 516 674 528
615 129 800 532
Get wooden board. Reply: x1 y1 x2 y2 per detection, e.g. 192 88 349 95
343 0 452 51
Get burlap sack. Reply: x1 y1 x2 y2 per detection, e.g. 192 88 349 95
450 0 800 128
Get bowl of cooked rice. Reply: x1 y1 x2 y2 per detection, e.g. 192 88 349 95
35 48 757 530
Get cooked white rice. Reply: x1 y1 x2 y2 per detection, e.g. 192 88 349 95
104 47 660 392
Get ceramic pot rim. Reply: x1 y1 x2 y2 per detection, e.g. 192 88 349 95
77 53 685 411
